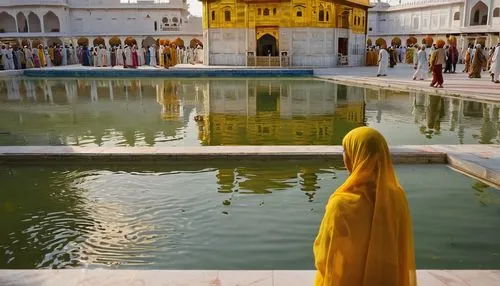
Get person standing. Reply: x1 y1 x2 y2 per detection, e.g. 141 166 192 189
149 45 157 66
38 44 46 67
92 47 98 67
489 43 500 83
116 46 124 66
413 46 427 80
449 44 458 73
131 45 139 68
377 45 389 77
158 45 165 67
98 45 107 67
124 45 133 68
6 45 15 70
469 44 486 78
32 46 41 68
44 47 52 67
110 46 116 67
313 127 416 286
462 44 472 73
61 45 67 66
443 46 451 73
24 46 34 68
430 40 446 88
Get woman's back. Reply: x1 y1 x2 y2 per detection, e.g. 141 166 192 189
314 127 416 286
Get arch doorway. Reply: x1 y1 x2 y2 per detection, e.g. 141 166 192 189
257 34 278 56
0 12 17 33
43 11 60 32
16 12 28 32
28 12 41 33
470 1 488 26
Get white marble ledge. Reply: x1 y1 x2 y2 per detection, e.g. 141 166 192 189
1 270 500 286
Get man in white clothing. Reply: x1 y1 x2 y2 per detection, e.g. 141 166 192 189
489 43 500 83
149 45 157 66
413 46 428 80
377 46 389 77
124 45 133 68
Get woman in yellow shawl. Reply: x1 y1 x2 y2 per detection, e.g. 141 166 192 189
314 127 416 286
38 44 45 67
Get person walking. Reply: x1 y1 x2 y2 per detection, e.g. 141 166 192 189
430 40 446 88
489 43 500 83
377 45 389 77
314 127 416 286
469 44 486 78
449 44 458 73
413 46 428 80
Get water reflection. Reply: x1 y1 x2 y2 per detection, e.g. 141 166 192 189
2 164 499 270
0 162 337 269
0 78 498 146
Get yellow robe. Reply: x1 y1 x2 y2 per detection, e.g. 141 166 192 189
314 127 417 286
38 48 45 67
48 47 55 62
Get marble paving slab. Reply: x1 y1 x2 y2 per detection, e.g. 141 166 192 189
1 270 500 286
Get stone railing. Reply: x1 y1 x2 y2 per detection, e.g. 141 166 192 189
246 55 290 67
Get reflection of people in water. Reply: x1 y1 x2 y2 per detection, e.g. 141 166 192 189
314 127 416 286
425 95 445 137
479 104 496 144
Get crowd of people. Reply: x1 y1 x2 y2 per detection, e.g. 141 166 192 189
79 44 203 68
0 42 203 70
0 43 80 70
374 41 500 87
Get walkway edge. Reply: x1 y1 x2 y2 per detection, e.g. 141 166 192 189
0 269 499 286
317 76 500 103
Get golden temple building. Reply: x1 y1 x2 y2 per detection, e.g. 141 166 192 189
200 0 370 66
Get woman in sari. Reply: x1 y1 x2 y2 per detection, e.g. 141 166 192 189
314 127 416 286
131 45 139 68
469 44 486 78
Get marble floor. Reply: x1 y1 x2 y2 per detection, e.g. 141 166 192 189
315 64 500 103
1 270 500 286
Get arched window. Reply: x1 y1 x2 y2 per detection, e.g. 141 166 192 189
154 21 158 31
319 10 325 21
473 10 480 23
453 12 460 20
326 11 329 22
211 11 215 21
294 5 304 18
258 8 261 16
494 8 500 17
224 10 231 22
273 8 277 15
263 8 270 16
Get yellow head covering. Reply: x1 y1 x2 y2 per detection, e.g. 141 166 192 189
314 127 416 286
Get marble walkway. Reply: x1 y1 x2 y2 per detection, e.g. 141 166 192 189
1 269 500 286
0 145 498 188
315 64 500 103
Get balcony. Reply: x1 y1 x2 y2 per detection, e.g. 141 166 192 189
0 0 69 6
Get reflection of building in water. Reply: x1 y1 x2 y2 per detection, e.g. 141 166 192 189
156 81 183 121
196 80 365 145
215 165 322 197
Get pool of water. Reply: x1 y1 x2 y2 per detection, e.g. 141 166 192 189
0 77 498 146
1 162 499 270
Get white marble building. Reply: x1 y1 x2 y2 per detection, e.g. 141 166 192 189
368 0 500 50
0 0 202 46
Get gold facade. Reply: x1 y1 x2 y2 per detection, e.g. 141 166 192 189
202 0 368 34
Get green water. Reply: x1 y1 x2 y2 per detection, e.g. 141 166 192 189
0 77 498 146
1 163 499 270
